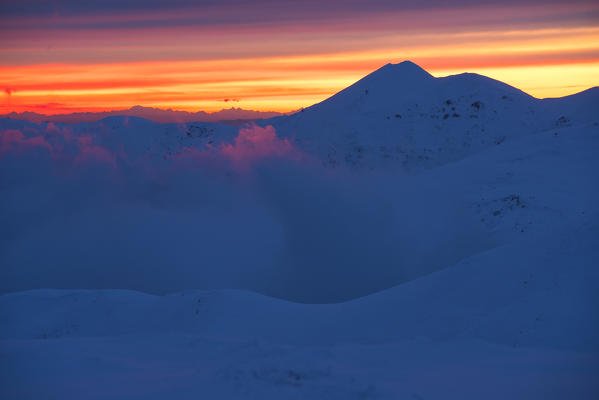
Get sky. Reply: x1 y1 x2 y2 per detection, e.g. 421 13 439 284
1 0 598 114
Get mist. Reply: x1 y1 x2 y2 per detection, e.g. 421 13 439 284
0 121 491 302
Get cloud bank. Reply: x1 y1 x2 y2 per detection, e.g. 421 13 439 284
0 122 489 302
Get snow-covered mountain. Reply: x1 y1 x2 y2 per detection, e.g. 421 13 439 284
1 62 598 399
3 61 595 173
0 106 285 125
269 61 598 170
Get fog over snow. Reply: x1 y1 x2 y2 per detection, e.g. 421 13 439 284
0 115 489 303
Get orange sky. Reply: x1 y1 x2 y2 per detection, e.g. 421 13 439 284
1 1 598 114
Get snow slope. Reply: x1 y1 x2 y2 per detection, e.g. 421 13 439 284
1 62 598 399
1 211 597 398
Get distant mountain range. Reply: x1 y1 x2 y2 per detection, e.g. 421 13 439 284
0 105 286 125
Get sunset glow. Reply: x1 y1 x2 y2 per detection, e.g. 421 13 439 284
1 0 598 114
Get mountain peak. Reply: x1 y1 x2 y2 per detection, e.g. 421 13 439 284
352 61 434 91
309 61 435 112
375 61 433 80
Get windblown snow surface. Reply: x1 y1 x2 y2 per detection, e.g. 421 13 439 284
1 62 598 399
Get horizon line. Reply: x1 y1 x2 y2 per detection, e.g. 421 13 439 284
3 60 598 118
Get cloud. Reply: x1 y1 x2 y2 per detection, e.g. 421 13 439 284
0 121 489 303
0 125 120 172
0 129 52 155
0 122 297 173
219 125 301 171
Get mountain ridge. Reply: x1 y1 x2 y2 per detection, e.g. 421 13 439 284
267 60 597 171
3 61 596 126
0 105 286 125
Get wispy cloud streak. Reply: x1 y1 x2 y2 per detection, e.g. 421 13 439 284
1 1 598 112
